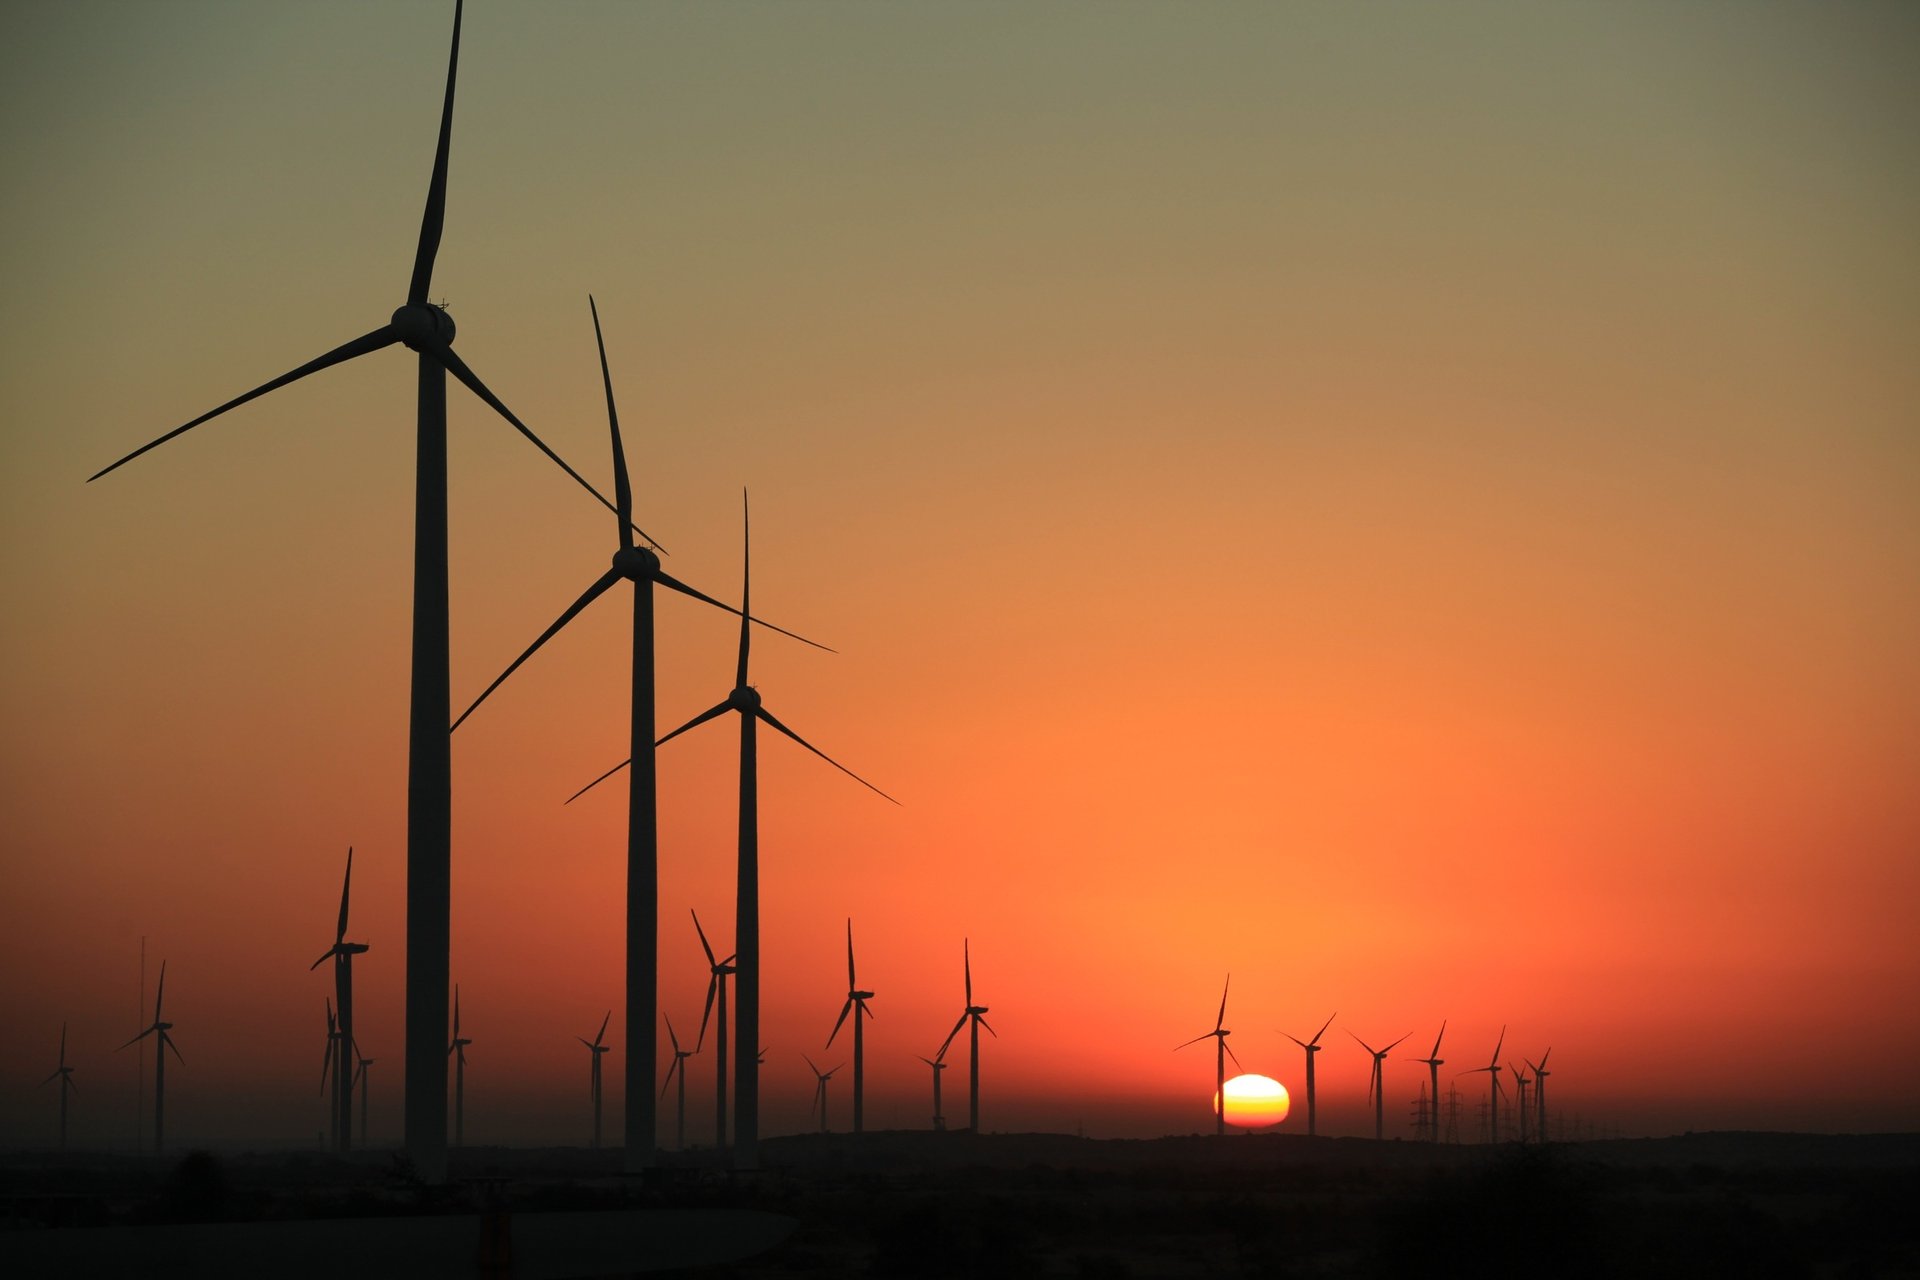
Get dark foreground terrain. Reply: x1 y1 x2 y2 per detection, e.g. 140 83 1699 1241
5 1130 1916 1278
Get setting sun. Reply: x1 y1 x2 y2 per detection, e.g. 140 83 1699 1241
1216 1074 1290 1130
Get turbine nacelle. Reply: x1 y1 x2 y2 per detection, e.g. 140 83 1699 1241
390 302 456 350
728 685 763 713
611 545 661 581
850 989 875 1001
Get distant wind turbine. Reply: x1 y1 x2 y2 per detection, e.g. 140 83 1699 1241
1177 976 1243 1137
578 1011 611 1150
574 493 897 1167
1282 1013 1337 1136
938 940 996 1133
352 1040 374 1148
120 960 181 1151
85 1 621 1184
1527 1049 1552 1142
451 300 817 1171
660 1015 697 1151
448 985 472 1148
1412 1021 1446 1142
825 919 876 1134
42 1023 77 1151
320 998 343 1149
693 910 736 1150
919 1050 949 1131
1510 1064 1532 1142
804 1056 843 1134
311 847 368 1152
1460 1025 1506 1143
1348 1030 1411 1140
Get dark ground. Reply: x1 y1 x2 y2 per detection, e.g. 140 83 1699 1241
4 1130 1916 1278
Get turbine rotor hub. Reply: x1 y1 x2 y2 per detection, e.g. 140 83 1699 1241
730 686 762 713
611 545 659 580
390 302 456 350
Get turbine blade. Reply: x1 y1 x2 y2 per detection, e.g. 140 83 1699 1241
1175 1033 1214 1051
337 846 354 942
938 1014 967 1058
656 570 833 651
1346 1029 1376 1056
409 0 462 304
692 909 717 967
1384 1032 1412 1054
827 999 853 1048
964 940 973 1005
846 919 857 988
658 700 733 750
310 950 335 972
736 490 751 688
434 347 649 539
698 975 717 1052
1430 1019 1447 1059
41 1069 62 1087
1312 1012 1337 1046
659 1056 679 1099
451 568 621 731
587 296 634 550
155 961 167 1021
757 707 899 804
665 1014 681 1055
1490 1025 1506 1066
118 1026 155 1051
1538 1047 1551 1070
87 326 401 482
1216 975 1230 1032
564 757 630 805
596 1010 611 1047
1283 1033 1308 1049
1224 1040 1244 1073
977 1016 998 1039
164 1032 184 1065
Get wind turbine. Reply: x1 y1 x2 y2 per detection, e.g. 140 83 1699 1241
1528 1049 1552 1142
1176 976 1242 1137
42 1023 77 1151
1412 1021 1446 1142
311 847 368 1152
825 919 876 1134
120 960 181 1150
1348 1030 1411 1140
938 939 996 1133
353 1040 374 1148
693 910 736 1150
1510 1064 1532 1142
575 493 897 1167
1460 1025 1506 1143
659 1015 697 1151
803 1056 843 1134
451 301 816 1171
1282 1013 1337 1136
448 984 472 1149
320 998 343 1150
578 1011 611 1150
919 1051 948 1131
85 1 623 1185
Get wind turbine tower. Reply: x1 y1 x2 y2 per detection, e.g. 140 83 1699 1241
1461 1025 1506 1143
1282 1013 1337 1136
938 940 996 1133
353 1041 374 1147
920 1051 949 1131
1412 1021 1446 1142
693 911 736 1150
449 985 472 1148
119 960 181 1151
578 1011 611 1150
312 847 368 1151
1528 1049 1552 1143
804 1056 843 1134
660 1015 697 1151
1348 1030 1411 1141
42 1023 77 1151
826 919 876 1134
1177 976 1243 1138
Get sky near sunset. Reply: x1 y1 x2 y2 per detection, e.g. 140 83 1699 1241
2 1 1917 1149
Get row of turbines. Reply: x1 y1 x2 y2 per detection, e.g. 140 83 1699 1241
1180 978 1556 1144
84 0 903 1179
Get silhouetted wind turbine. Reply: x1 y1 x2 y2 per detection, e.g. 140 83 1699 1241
1460 1025 1506 1143
86 2 625 1185
825 919 876 1134
1412 1021 1446 1142
1177 976 1243 1137
448 985 472 1148
311 847 368 1152
1510 1064 1533 1142
693 910 736 1150
451 301 817 1171
120 960 181 1150
1282 1013 1337 1136
42 1023 77 1151
659 1014 698 1151
919 1051 948 1131
1528 1049 1552 1142
353 1039 374 1148
938 940 996 1133
320 998 343 1150
1348 1030 1410 1140
575 493 897 1167
578 1011 611 1150
804 1056 843 1134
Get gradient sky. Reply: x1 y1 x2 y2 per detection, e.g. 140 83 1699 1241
3 1 1917 1149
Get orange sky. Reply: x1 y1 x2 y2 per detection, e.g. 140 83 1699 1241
2 2 1917 1149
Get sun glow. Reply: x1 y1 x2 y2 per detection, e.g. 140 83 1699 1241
1216 1074 1291 1129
